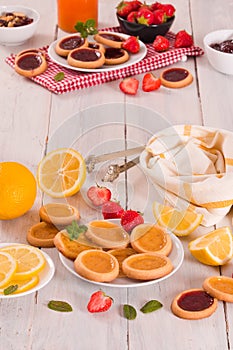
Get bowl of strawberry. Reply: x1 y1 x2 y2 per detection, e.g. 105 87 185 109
116 1 175 43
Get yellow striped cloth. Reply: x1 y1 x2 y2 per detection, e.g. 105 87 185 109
140 125 233 227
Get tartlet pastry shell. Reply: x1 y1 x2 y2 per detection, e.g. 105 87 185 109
67 48 105 69
203 276 233 302
160 68 193 88
94 31 125 48
171 288 218 319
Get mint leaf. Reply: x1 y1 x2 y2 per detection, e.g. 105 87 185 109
66 220 87 240
54 72 65 82
123 304 137 320
74 19 98 38
48 300 73 312
4 284 18 295
140 300 163 314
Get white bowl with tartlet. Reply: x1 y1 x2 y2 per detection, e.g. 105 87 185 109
0 5 40 46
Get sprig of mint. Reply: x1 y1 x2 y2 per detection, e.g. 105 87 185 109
66 220 87 240
74 19 98 38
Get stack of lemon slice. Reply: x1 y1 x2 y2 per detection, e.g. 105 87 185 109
0 244 46 295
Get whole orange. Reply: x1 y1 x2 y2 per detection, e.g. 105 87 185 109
0 162 37 220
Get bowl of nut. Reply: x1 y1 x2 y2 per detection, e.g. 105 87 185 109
116 1 175 43
0 5 40 46
203 29 233 75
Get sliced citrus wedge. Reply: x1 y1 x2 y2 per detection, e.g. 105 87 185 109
0 275 39 295
37 148 86 198
189 226 233 266
0 244 46 280
0 251 17 288
152 201 203 236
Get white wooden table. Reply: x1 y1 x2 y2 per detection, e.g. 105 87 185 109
1 0 233 349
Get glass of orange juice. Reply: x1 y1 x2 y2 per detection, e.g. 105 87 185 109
57 0 98 33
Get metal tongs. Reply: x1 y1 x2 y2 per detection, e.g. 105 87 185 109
85 145 145 182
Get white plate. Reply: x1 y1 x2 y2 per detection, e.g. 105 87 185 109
59 233 184 288
47 32 147 73
0 243 55 298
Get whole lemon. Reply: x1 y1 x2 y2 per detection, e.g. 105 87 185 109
0 162 37 220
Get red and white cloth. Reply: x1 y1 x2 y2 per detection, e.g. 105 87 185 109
5 26 204 94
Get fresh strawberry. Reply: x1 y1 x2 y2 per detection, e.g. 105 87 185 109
130 0 142 11
122 36 140 53
127 10 138 22
87 290 113 313
137 7 155 25
150 2 163 11
152 35 170 51
153 9 166 24
102 201 124 219
119 77 139 95
142 73 161 92
116 1 133 18
87 185 111 206
174 30 193 48
162 4 176 18
121 209 144 233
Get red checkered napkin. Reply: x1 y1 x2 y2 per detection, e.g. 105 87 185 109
5 26 204 94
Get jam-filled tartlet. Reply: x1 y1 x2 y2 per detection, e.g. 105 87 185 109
94 31 126 48
160 67 193 88
171 288 218 319
14 51 47 77
55 34 88 57
104 47 129 65
67 47 105 69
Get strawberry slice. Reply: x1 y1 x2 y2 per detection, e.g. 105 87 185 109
119 77 139 95
121 209 144 233
87 185 111 206
174 30 193 48
87 290 113 313
142 73 161 92
102 201 124 219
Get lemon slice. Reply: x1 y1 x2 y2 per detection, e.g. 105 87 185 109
0 275 39 295
0 251 17 288
189 226 233 266
37 148 86 198
152 201 203 236
0 244 46 280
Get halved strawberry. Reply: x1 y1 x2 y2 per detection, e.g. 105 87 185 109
87 185 111 206
142 73 161 92
102 201 124 219
87 290 113 313
121 209 144 233
119 77 139 95
174 30 193 48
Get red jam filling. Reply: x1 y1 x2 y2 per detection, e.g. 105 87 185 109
163 68 189 82
210 40 233 54
105 48 124 59
71 49 101 62
17 54 42 70
100 33 125 42
60 36 85 50
177 290 214 312
88 43 100 49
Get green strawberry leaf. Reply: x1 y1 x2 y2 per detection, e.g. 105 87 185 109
66 220 88 240
140 300 163 314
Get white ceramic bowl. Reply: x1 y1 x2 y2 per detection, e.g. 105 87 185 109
0 5 40 46
203 29 233 75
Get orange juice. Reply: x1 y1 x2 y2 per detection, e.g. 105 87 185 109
57 0 98 33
